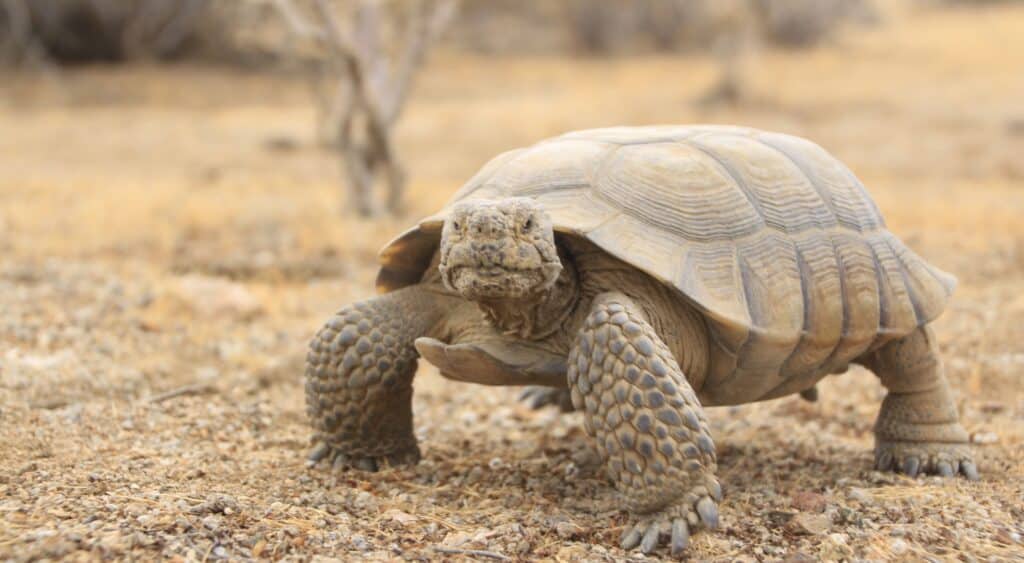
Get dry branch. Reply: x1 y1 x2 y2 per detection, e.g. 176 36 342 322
275 0 456 216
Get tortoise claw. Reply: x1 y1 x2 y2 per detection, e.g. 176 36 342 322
961 460 980 481
306 443 331 467
901 456 921 477
670 519 690 557
936 461 954 477
620 524 643 550
640 524 660 554
696 496 719 529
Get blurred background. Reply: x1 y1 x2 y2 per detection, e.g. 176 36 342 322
1 1 1022 561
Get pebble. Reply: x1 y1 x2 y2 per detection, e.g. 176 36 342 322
382 509 417 525
555 521 584 539
847 487 872 504
818 533 853 559
465 466 485 485
202 515 222 531
791 490 828 513
971 431 999 444
789 513 832 535
350 535 371 551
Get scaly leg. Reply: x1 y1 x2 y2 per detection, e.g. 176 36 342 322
568 292 721 557
305 286 446 471
862 326 978 480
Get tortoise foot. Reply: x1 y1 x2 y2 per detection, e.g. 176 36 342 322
874 440 978 480
306 441 421 473
518 386 574 412
620 481 722 558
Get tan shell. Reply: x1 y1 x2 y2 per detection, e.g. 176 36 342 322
378 126 955 397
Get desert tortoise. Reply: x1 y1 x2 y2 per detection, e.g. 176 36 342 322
305 125 976 557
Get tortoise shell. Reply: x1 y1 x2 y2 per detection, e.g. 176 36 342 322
378 126 955 399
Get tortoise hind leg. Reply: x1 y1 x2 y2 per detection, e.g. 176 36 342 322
305 286 447 471
519 387 574 411
861 326 978 480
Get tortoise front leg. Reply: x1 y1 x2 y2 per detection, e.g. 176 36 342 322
305 286 446 471
569 292 721 557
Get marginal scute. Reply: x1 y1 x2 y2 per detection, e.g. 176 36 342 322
375 125 956 402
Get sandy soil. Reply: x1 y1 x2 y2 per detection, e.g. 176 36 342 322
1 3 1023 562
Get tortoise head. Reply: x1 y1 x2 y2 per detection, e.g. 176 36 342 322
439 198 562 301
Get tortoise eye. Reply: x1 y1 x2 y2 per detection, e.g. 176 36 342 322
522 218 534 231
452 221 461 231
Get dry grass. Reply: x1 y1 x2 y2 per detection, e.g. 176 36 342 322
1 3 1023 561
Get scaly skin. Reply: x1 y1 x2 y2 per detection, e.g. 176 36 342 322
568 292 721 557
304 286 448 471
862 326 978 480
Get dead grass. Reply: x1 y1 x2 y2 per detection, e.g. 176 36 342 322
1 3 1023 562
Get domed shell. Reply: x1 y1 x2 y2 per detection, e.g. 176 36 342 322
378 126 955 396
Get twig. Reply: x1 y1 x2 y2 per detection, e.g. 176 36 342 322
148 383 215 404
433 546 511 561
272 0 326 41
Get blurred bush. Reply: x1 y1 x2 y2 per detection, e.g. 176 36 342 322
0 0 292 65
452 0 877 54
0 0 210 62
2 0 880 66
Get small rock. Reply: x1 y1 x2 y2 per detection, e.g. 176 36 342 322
555 521 584 539
847 487 872 504
202 515 222 532
995 529 1021 544
353 491 376 509
818 533 853 559
791 490 828 513
441 531 472 547
890 538 908 554
971 431 999 444
465 466 485 485
789 513 831 535
383 509 417 525
351 534 371 551
766 510 795 526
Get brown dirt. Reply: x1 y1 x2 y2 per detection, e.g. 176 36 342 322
1 4 1023 562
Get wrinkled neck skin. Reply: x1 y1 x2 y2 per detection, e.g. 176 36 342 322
475 251 580 341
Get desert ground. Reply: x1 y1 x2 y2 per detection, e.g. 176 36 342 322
1 3 1023 562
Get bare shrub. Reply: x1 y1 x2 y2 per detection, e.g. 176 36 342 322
276 0 456 216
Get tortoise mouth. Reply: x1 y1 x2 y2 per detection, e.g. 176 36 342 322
445 263 554 299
